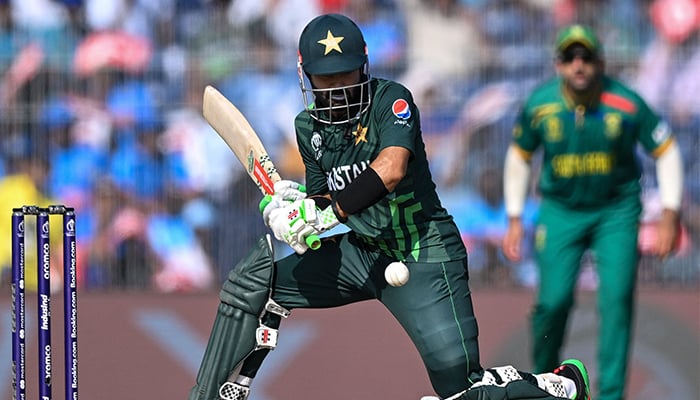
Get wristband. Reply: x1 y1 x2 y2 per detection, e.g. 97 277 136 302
335 167 389 216
331 199 348 223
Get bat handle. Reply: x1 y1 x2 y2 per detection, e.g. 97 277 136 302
259 194 273 214
305 234 321 250
261 191 320 250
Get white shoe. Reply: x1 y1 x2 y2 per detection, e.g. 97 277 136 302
219 382 250 400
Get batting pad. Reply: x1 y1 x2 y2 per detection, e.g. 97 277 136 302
188 235 277 400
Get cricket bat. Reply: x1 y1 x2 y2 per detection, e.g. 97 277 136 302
202 85 320 250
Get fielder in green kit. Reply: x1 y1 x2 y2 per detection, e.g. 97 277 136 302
190 14 592 400
502 25 684 400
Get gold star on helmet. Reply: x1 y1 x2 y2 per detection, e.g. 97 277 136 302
318 30 344 55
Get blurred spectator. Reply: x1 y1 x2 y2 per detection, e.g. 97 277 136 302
398 66 463 180
634 34 700 194
214 21 306 266
633 0 700 284
150 0 190 104
160 96 240 201
73 30 152 78
0 156 63 291
445 167 538 286
0 42 45 107
398 0 488 84
210 177 268 282
439 116 541 287
344 0 406 78
147 199 215 293
41 95 107 206
102 71 173 204
420 80 519 188
396 0 491 189
0 1 696 290
102 115 173 288
86 171 216 293
10 0 69 30
108 117 168 202
219 23 303 179
227 0 321 61
478 0 555 80
9 0 80 70
85 180 152 289
0 1 18 69
105 74 158 131
159 76 241 274
84 0 171 43
182 0 248 83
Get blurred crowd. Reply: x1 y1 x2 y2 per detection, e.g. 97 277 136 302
0 0 697 292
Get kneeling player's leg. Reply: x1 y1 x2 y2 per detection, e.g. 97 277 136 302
380 259 482 398
193 232 376 399
189 235 289 400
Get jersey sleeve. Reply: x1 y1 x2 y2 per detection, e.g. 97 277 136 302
634 98 673 157
512 102 541 155
370 82 419 155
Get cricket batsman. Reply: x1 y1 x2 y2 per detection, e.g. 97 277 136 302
190 14 591 400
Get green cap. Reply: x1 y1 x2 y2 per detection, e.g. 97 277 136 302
555 24 602 55
298 14 367 75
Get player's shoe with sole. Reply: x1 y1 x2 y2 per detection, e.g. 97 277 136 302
219 381 249 400
553 359 591 400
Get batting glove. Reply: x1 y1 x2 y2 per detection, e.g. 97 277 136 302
267 199 339 254
259 180 307 227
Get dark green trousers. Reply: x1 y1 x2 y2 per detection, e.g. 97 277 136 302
267 231 482 398
532 197 641 400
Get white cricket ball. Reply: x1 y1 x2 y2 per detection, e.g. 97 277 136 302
384 261 410 287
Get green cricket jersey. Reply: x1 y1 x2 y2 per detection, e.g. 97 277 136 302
514 75 674 208
294 78 466 263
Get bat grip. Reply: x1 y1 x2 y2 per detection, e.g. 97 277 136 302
305 234 321 250
261 190 320 250
259 194 273 214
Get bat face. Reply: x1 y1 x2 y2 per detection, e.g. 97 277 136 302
202 85 280 195
202 85 323 252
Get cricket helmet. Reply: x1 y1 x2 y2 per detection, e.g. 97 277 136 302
298 13 368 75
297 14 371 125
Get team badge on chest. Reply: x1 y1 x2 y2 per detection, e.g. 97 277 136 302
352 123 368 145
604 113 622 139
545 117 563 142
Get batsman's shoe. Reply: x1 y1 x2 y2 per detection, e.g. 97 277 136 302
554 359 590 400
219 381 249 400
